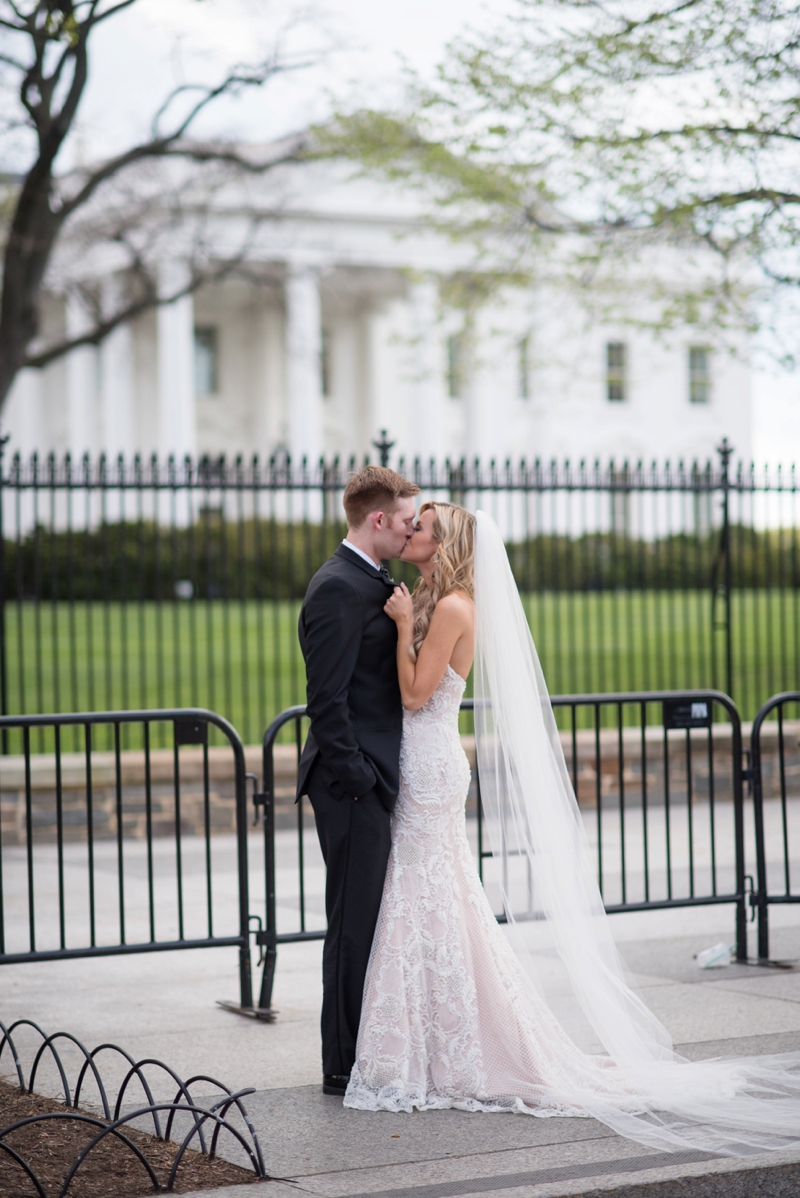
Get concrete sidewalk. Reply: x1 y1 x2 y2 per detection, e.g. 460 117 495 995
2 903 800 1197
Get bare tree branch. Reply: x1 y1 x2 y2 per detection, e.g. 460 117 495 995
91 1 139 26
24 211 267 369
0 0 319 407
58 60 309 219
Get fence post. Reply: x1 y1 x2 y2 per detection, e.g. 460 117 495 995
0 434 9 754
372 429 395 468
729 698 749 962
713 438 734 701
232 733 254 1010
749 702 771 961
257 763 278 1013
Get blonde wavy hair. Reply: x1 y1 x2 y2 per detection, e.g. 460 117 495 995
411 502 476 655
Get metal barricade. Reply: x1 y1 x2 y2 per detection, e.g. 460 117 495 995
750 692 800 962
255 688 747 1011
0 708 255 1011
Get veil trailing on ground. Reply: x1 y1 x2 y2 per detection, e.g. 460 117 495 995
473 509 800 1156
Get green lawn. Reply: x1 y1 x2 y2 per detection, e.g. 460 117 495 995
2 590 797 748
519 588 800 720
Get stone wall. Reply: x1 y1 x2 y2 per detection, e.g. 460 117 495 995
0 746 261 847
1 723 796 847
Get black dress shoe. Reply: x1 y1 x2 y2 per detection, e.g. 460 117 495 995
322 1074 349 1096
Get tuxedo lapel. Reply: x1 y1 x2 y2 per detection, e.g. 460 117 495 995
334 543 396 587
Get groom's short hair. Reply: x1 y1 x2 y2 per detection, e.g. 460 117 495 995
343 466 420 528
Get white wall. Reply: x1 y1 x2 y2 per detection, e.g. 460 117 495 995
752 362 800 469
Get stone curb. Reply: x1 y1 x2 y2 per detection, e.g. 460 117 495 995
147 1147 800 1198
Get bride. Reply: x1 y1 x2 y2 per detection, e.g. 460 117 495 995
343 501 800 1156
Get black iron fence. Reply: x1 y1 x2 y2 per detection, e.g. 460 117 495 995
256 688 749 1012
0 707 255 1011
0 440 798 742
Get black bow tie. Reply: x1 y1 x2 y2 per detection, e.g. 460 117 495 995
379 563 396 585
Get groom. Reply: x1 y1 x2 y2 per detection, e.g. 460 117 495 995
297 465 419 1096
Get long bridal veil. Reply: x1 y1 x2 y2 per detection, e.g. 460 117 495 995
473 509 800 1156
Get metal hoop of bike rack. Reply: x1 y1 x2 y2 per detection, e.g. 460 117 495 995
0 1016 267 1194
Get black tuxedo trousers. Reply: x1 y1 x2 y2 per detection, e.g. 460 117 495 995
306 763 391 1077
297 545 402 1077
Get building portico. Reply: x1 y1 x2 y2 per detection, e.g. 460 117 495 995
1 158 753 468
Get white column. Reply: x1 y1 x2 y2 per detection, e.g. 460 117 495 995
66 292 98 460
157 262 196 462
409 278 445 463
362 309 384 458
466 317 491 462
465 370 485 462
100 276 136 460
285 266 324 465
3 367 43 458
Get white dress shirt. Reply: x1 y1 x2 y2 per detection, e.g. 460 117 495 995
341 539 381 571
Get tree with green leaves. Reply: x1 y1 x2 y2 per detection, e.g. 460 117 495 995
0 1 311 410
329 0 800 347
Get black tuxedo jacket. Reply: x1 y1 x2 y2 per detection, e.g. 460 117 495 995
296 544 402 810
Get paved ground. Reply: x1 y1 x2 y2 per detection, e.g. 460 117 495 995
3 790 800 1196
3 901 800 1197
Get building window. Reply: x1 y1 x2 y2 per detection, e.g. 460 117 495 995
518 334 531 400
606 341 627 402
446 333 466 399
194 326 218 396
321 327 332 398
689 346 710 404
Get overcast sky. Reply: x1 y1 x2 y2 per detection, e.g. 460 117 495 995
75 0 498 156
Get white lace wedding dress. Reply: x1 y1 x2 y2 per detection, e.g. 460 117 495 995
345 664 601 1116
344 512 800 1154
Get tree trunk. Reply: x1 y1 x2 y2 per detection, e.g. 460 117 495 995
0 175 62 407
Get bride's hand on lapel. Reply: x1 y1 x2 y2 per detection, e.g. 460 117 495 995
384 583 413 625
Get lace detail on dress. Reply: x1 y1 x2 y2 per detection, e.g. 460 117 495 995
344 665 594 1116
345 514 800 1151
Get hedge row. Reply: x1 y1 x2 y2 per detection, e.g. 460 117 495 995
1 520 797 601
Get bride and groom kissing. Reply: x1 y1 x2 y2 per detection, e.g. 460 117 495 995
297 465 800 1151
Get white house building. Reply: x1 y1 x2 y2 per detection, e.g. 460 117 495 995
2 153 753 468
